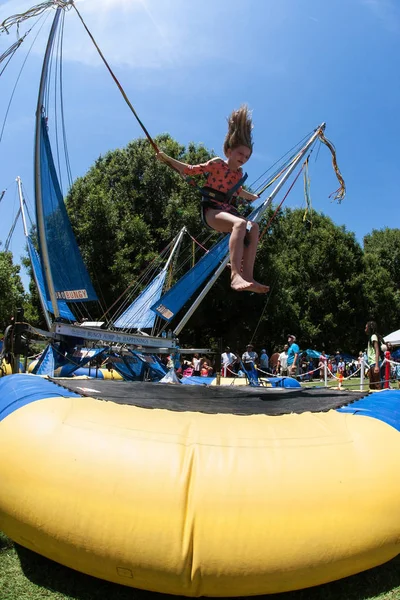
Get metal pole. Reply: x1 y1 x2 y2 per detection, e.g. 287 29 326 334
164 226 186 272
17 176 52 330
34 8 62 319
384 351 391 389
173 123 326 336
360 358 365 391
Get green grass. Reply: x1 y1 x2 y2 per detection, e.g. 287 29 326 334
1 531 400 600
299 376 369 391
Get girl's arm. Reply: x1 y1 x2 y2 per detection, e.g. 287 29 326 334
156 151 188 175
373 339 380 372
157 152 219 176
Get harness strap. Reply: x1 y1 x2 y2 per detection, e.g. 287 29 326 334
197 172 248 205
225 172 248 201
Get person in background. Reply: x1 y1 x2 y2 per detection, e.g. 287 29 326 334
221 346 238 377
318 351 327 381
277 344 289 376
182 360 194 377
200 359 213 377
242 344 258 372
287 335 299 377
259 349 269 372
192 353 201 376
365 321 382 390
337 358 345 376
300 352 308 378
306 358 314 382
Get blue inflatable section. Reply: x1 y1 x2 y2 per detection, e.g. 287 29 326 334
70 367 106 378
181 376 216 386
267 376 301 388
0 374 80 422
338 389 400 432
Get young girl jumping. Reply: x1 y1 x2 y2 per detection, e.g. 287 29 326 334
157 105 269 294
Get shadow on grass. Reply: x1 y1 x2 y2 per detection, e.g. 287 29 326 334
14 541 400 600
0 532 14 552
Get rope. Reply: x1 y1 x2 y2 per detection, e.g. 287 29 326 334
249 275 277 344
186 231 209 253
0 1 72 34
255 153 300 197
0 12 50 144
249 129 314 190
0 37 25 73
258 162 304 243
318 131 346 202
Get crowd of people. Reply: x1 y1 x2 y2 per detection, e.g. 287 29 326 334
164 321 400 390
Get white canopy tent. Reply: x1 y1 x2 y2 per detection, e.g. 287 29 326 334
384 329 400 346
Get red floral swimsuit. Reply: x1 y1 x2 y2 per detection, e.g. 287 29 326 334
183 157 245 228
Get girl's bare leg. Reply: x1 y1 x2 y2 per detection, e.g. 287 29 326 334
205 210 266 293
241 222 269 293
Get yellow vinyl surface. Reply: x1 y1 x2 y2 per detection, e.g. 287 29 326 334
0 394 399 596
0 360 12 376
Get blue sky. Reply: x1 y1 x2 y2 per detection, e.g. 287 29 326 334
1 0 399 290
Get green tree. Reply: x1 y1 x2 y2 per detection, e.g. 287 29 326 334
0 251 27 330
244 208 367 355
362 228 400 335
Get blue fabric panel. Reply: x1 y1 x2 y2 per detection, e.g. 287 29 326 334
151 236 229 322
305 349 322 359
129 351 167 378
112 361 142 381
37 117 97 302
115 270 167 329
28 238 75 320
58 347 107 377
337 389 400 432
34 344 55 376
0 374 81 422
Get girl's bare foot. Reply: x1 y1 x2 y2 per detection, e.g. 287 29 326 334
252 280 270 294
231 273 255 292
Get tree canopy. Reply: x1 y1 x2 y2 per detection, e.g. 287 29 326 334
0 251 27 330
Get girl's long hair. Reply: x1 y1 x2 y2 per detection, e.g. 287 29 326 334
365 321 379 337
223 105 254 156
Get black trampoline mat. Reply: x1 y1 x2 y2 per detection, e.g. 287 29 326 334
51 378 369 416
